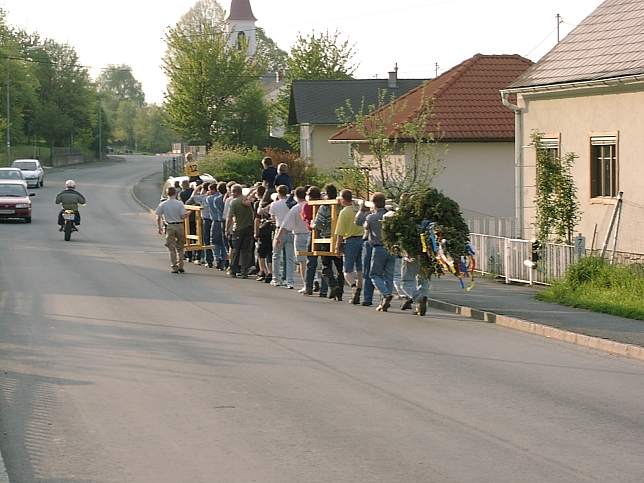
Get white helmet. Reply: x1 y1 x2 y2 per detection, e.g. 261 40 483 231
65 179 75 188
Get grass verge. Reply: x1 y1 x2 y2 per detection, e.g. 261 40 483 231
536 256 644 320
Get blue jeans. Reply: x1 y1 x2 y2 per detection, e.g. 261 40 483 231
370 245 395 298
210 220 227 261
272 231 295 284
362 241 374 303
202 218 214 264
342 237 363 273
401 258 429 301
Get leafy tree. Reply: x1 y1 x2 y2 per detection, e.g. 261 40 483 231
163 19 265 148
0 12 43 154
215 81 270 148
135 104 178 154
285 30 358 81
531 131 581 244
30 41 96 150
335 83 445 200
255 27 288 74
175 0 226 35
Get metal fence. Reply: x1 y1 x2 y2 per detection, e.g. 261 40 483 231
163 157 185 180
466 217 517 238
470 233 577 285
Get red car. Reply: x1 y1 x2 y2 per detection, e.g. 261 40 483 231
0 180 35 223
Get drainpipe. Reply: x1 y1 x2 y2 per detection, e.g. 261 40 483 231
501 91 524 239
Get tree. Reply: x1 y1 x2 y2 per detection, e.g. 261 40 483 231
531 131 581 244
30 41 96 150
382 188 471 280
285 30 358 81
335 83 445 200
135 104 178 154
163 18 265 148
255 27 288 74
215 81 270 148
278 29 358 149
175 0 226 35
0 11 43 153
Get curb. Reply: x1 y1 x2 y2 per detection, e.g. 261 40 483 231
428 298 644 362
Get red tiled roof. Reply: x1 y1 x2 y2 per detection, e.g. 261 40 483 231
331 54 533 143
227 0 257 21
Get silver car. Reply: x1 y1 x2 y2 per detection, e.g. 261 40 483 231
12 159 44 188
0 168 28 188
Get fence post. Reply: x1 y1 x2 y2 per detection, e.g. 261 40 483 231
504 238 511 284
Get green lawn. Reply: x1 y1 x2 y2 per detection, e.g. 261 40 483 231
2 145 51 167
536 256 644 320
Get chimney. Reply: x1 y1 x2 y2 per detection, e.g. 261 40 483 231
388 64 399 88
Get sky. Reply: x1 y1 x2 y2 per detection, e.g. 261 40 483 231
3 0 605 105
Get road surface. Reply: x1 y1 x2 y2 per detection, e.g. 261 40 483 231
1 156 643 482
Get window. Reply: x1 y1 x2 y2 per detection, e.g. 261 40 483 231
539 136 560 160
590 134 618 198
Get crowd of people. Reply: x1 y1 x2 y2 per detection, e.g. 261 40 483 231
155 156 429 315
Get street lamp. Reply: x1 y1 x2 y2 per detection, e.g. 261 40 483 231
6 45 45 166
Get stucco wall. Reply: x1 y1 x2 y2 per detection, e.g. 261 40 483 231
517 85 644 254
429 142 515 218
311 126 352 172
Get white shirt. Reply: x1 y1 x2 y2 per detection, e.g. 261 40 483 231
281 201 308 234
269 198 291 227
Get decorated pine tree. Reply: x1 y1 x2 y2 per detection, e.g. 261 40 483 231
382 188 471 281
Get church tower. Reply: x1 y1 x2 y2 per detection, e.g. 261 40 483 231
226 0 257 57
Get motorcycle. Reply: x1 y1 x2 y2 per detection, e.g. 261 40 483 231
61 209 77 241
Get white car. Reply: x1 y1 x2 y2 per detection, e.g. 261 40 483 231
0 168 28 188
12 159 44 189
160 174 217 201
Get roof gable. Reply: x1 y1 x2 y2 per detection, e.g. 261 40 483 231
288 78 427 126
510 0 644 88
331 54 533 143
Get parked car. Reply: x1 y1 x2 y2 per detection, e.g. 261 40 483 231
11 159 44 188
0 167 28 188
159 174 217 202
0 180 35 223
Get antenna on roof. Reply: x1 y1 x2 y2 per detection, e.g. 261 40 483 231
556 14 563 42
435 63 440 77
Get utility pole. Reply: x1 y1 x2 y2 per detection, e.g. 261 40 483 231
435 63 439 77
556 14 563 42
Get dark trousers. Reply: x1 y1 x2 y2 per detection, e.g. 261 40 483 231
321 243 344 295
230 225 254 276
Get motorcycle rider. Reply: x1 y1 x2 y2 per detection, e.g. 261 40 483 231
55 179 86 231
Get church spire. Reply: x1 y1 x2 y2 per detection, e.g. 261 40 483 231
226 0 257 56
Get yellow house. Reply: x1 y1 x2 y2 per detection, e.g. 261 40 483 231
502 0 644 255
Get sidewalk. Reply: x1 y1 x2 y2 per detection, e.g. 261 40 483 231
134 173 644 361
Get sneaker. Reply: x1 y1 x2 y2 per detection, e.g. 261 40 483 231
414 296 428 316
298 287 308 293
319 293 328 298
285 284 294 290
350 286 361 305
376 294 393 312
361 301 373 306
313 280 320 292
194 260 201 265
302 291 313 296
264 274 273 284
215 260 223 270
59 226 63 232
200 260 207 266
207 263 213 268
400 297 413 310
172 268 179 273
256 272 266 282
178 268 185 273
270 279 282 287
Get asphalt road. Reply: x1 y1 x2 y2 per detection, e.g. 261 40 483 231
1 156 644 482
